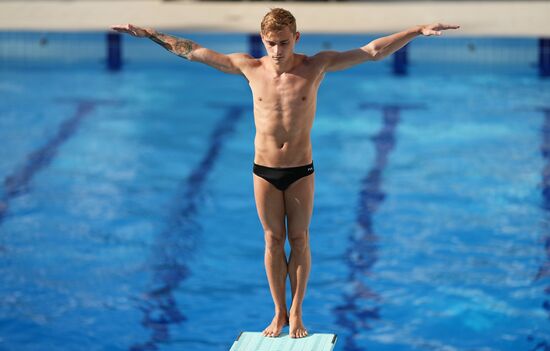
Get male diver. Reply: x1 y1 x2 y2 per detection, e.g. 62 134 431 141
111 8 459 339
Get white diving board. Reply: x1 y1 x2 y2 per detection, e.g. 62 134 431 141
230 331 338 351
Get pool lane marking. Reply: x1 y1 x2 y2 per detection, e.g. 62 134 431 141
129 104 246 351
0 98 121 226
530 107 550 349
333 103 423 348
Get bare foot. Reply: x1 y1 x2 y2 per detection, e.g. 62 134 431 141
262 313 289 337
289 312 308 338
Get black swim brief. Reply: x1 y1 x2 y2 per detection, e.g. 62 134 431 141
253 161 314 191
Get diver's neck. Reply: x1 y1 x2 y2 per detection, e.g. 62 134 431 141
270 54 296 75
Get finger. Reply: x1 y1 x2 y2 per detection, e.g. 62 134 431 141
110 24 131 33
442 24 460 30
427 29 442 35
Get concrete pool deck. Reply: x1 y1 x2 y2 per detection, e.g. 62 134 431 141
0 0 549 37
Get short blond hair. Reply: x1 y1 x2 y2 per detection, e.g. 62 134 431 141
261 8 297 35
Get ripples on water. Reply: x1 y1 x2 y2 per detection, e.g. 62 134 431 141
0 57 550 350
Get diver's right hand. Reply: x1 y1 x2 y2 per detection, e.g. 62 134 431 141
110 24 152 38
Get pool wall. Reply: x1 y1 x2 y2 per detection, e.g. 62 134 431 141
0 31 544 77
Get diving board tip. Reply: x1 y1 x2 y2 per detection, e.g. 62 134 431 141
230 331 337 351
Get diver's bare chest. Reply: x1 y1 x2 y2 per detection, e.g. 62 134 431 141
250 72 317 106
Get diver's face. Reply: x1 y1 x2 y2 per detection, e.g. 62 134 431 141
261 27 300 65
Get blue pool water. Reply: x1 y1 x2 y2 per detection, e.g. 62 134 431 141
1 33 550 351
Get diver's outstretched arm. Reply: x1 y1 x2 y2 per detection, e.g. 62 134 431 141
110 24 254 75
314 23 460 72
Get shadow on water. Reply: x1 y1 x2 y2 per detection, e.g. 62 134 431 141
129 105 245 351
333 103 423 351
530 107 550 351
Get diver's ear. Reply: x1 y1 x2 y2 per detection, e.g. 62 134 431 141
295 31 301 42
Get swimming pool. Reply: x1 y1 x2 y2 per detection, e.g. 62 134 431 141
1 32 549 351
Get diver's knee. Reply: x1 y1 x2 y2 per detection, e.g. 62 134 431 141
288 229 309 251
264 230 286 252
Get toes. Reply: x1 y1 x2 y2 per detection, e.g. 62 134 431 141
264 330 282 337
289 327 309 338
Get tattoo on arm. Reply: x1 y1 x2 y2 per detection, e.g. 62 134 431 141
147 29 241 73
148 31 195 59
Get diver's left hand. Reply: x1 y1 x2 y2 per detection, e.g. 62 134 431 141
420 23 460 36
